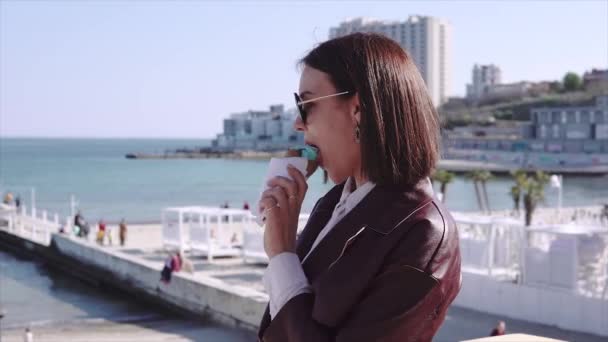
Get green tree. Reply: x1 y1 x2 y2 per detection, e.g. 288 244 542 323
510 169 528 215
563 72 582 92
477 170 494 213
431 170 455 203
522 171 550 226
467 170 492 213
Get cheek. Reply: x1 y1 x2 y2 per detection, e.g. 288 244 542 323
318 124 358 173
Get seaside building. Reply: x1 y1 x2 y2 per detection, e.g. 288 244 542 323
329 16 451 106
212 105 303 151
466 64 502 101
443 95 608 167
583 68 608 95
529 95 608 153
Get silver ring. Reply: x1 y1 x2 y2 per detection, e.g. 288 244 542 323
288 195 296 200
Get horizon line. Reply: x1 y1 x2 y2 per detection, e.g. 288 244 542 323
0 135 216 140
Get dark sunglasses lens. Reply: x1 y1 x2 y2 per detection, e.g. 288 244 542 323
294 93 306 123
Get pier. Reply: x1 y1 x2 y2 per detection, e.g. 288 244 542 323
1 203 607 341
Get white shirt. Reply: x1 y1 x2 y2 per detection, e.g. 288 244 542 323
263 177 376 319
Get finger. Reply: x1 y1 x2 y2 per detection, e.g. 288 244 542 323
288 165 308 201
258 196 277 213
266 186 289 213
268 176 298 202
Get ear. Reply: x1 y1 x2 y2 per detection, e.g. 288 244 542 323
350 92 361 125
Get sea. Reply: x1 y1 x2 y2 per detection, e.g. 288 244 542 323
1 137 607 340
1 138 607 224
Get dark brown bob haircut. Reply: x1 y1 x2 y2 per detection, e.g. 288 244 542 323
300 33 440 188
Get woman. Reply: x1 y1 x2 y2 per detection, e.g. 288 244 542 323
257 33 461 342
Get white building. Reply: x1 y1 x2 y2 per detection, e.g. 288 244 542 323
213 105 303 151
466 64 502 100
329 16 451 106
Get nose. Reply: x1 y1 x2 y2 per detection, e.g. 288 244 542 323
293 115 305 132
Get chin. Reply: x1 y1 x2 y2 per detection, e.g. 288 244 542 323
327 169 349 185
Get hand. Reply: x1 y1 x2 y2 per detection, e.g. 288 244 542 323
259 165 308 258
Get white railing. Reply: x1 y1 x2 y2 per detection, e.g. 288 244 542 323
0 203 64 246
454 212 608 298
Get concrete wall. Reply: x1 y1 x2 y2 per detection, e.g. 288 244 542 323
51 233 268 331
453 272 608 337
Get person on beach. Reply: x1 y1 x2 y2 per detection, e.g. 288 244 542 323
243 201 250 210
257 33 461 341
490 321 507 336
105 221 113 246
119 219 127 246
221 201 230 222
23 327 33 342
96 219 106 245
15 195 21 210
3 191 13 205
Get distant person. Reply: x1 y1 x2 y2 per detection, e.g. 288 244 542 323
600 204 608 225
74 211 81 229
221 201 229 222
96 219 106 245
105 221 113 246
74 211 89 238
243 201 250 210
119 219 127 246
3 191 13 205
15 195 21 209
180 252 194 273
160 253 173 284
490 321 506 336
23 327 33 342
160 252 182 284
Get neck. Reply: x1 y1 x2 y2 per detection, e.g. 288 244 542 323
352 169 368 190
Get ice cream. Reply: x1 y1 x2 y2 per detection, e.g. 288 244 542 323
285 145 320 178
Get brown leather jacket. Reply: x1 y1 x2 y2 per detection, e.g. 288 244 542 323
258 178 461 342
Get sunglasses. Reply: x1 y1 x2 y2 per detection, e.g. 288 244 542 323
294 91 350 124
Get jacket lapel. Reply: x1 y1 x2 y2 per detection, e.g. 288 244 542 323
301 184 399 281
295 182 344 261
306 178 436 327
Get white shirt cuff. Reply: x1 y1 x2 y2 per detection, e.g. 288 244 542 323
263 252 311 319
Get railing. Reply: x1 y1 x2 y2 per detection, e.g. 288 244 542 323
0 203 67 246
453 211 608 299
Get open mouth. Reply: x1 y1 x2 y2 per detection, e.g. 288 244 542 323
305 142 320 151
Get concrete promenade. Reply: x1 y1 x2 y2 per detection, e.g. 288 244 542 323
1 209 607 341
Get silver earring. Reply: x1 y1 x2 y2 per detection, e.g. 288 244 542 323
355 124 360 143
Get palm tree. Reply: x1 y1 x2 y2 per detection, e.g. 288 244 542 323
509 185 522 215
467 171 485 213
509 169 528 216
431 170 455 203
477 170 494 213
523 171 550 226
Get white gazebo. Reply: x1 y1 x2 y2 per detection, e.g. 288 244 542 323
188 207 246 261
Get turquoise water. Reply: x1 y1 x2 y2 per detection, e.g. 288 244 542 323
1 138 607 223
0 138 334 223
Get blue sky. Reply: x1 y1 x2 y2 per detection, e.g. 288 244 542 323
1 1 606 138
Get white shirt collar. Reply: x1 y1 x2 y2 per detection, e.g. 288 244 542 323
336 177 376 212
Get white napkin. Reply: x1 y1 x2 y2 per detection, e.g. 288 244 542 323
254 157 308 226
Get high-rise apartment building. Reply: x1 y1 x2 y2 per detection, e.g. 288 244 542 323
329 16 451 106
